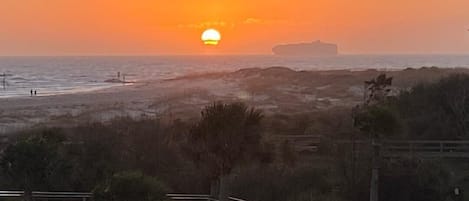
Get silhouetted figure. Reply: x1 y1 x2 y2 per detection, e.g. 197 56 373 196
30 89 33 96
34 90 37 96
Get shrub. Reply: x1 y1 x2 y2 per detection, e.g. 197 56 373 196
94 171 169 201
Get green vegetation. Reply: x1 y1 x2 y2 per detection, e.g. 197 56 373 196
391 74 469 139
229 165 335 201
94 171 168 201
0 130 71 201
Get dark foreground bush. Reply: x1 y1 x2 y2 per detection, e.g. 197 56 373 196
380 159 450 201
94 171 169 201
229 165 338 201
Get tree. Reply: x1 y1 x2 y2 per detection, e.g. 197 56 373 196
363 74 393 106
353 105 401 139
352 74 400 201
185 102 268 200
0 129 70 201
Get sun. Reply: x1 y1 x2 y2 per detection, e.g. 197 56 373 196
201 29 221 45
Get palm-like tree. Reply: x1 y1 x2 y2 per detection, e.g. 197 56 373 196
185 102 266 201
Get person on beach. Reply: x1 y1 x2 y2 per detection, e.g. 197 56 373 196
34 90 37 96
30 89 33 96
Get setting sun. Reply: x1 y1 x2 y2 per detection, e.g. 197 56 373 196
201 29 221 46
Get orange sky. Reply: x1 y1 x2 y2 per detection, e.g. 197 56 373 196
1 0 469 55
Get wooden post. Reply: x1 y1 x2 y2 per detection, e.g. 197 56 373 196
23 190 32 201
351 133 357 201
219 175 229 201
369 139 380 201
210 180 219 200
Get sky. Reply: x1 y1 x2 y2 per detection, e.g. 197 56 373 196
1 0 469 55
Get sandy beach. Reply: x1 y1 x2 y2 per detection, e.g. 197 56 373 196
1 66 468 134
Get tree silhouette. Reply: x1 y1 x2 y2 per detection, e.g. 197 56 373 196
363 74 393 105
352 74 399 201
185 102 267 200
354 73 399 138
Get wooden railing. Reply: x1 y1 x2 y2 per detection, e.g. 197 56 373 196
274 135 321 153
273 134 469 158
335 140 469 158
166 194 248 201
166 194 217 201
228 196 248 201
0 191 92 201
382 140 469 158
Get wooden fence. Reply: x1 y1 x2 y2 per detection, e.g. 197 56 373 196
166 194 248 201
0 191 92 201
275 134 469 158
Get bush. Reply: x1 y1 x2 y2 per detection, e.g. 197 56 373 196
380 159 450 201
0 129 71 191
94 171 169 201
392 74 469 139
229 165 334 201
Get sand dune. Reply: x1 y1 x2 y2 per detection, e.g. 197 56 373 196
1 66 468 134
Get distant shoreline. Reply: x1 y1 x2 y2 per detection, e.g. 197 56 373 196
1 66 469 134
1 65 468 99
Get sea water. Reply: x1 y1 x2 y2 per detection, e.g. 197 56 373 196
0 54 468 98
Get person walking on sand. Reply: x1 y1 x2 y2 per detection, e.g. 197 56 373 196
34 90 37 96
30 89 33 97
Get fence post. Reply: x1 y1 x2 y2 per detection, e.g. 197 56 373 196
369 139 380 201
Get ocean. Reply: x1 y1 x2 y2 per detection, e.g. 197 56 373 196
0 54 468 98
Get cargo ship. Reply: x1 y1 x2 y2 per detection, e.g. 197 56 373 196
272 40 338 56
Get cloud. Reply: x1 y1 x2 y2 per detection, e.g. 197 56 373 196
243 18 294 26
177 21 235 29
243 18 263 24
177 18 296 29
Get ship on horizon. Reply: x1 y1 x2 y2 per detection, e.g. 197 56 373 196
272 40 338 56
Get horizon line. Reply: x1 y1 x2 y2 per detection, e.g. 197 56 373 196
1 52 469 57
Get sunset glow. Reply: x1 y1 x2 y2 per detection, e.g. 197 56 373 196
1 0 469 55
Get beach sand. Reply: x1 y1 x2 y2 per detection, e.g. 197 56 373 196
1 67 468 134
